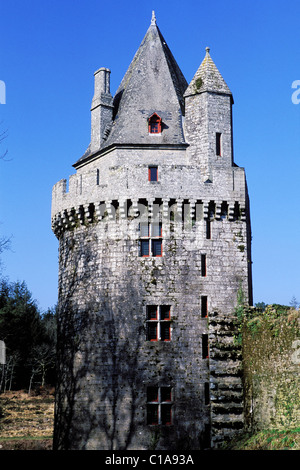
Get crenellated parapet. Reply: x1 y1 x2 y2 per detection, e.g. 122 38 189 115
51 194 247 238
51 160 248 239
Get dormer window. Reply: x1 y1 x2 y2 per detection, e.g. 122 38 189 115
149 113 162 134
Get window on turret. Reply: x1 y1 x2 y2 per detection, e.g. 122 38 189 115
140 222 162 257
216 132 222 156
146 305 171 341
149 113 162 134
147 386 173 425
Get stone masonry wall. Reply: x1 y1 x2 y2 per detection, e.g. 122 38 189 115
53 174 251 449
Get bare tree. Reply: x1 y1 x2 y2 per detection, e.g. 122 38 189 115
0 123 8 161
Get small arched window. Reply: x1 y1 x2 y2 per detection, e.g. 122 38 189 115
148 113 162 134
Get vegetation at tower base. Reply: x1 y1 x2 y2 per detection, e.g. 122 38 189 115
0 279 57 392
235 303 300 435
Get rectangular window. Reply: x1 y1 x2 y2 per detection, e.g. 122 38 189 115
206 220 211 239
147 386 173 425
201 296 208 318
147 404 159 425
202 334 209 359
204 382 210 405
148 166 158 182
146 305 171 341
96 169 100 185
140 222 162 257
216 132 222 156
141 239 150 257
201 254 206 277
152 239 162 257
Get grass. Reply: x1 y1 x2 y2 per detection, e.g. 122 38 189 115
0 389 54 450
0 389 299 450
224 428 300 450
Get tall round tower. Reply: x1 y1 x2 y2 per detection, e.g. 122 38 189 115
52 13 252 450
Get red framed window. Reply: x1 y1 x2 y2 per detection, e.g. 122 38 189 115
147 386 173 425
201 296 208 318
146 305 171 341
202 334 209 359
140 222 162 257
149 113 162 134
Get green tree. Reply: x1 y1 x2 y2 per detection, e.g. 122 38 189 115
0 280 56 389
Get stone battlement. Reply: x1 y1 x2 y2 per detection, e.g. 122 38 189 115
51 160 248 237
52 193 247 238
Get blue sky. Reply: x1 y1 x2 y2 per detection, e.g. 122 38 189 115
0 0 299 312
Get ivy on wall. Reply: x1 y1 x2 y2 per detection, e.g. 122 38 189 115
237 304 300 431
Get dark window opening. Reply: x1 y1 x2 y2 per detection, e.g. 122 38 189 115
161 404 172 425
146 305 171 341
202 334 209 359
201 254 206 277
152 239 162 257
147 404 159 425
220 201 228 220
96 169 100 185
160 322 170 341
201 296 208 318
216 132 222 156
141 239 150 257
147 386 173 426
149 113 162 134
206 220 211 239
148 322 158 341
140 222 162 257
204 382 210 405
149 166 158 182
147 387 159 402
160 305 171 320
147 305 158 320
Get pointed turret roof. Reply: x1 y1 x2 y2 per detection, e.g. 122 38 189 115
102 11 188 150
184 47 232 99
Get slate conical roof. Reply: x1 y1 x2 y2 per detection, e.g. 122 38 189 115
102 11 188 150
184 47 232 99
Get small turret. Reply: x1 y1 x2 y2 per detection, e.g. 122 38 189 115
184 48 234 180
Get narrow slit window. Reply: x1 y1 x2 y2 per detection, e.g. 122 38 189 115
206 219 211 239
201 254 206 277
216 132 222 156
202 334 209 359
96 169 100 185
201 296 208 318
204 382 210 405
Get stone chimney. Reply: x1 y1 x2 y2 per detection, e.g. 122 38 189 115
90 67 113 153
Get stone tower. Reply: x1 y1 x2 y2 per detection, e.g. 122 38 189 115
51 12 252 450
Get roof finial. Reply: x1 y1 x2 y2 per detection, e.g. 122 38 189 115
206 46 210 54
151 10 157 25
